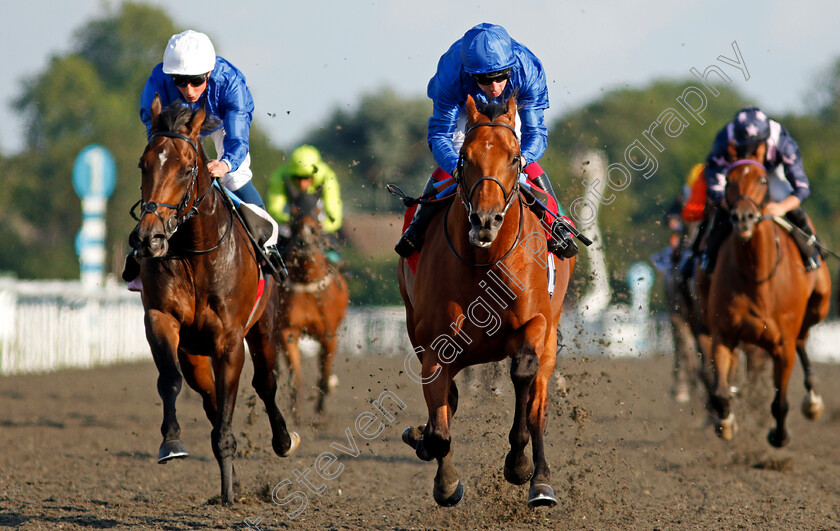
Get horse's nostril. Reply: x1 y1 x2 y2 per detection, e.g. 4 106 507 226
469 213 481 226
493 214 504 224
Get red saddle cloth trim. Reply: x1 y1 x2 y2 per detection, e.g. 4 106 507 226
245 276 267 328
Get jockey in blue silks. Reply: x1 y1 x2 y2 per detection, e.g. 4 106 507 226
125 30 283 287
700 106 821 272
395 23 577 259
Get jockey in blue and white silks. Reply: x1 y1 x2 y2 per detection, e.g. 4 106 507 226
125 30 283 288
700 106 821 272
395 23 577 259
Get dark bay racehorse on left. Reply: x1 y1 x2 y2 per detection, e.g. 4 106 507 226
131 95 299 505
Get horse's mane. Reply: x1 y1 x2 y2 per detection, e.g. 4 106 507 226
154 102 221 135
474 92 519 122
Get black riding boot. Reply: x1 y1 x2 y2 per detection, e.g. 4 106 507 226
701 209 732 273
785 207 821 271
530 173 578 259
395 176 446 258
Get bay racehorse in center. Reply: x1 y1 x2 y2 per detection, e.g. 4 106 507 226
701 158 830 446
398 95 574 507
275 187 349 416
131 96 299 505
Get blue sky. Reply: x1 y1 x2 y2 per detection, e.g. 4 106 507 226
2 0 839 155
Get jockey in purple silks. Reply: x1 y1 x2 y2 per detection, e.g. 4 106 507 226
700 106 821 272
395 23 577 259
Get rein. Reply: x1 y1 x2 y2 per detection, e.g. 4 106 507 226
445 120 524 268
130 131 234 255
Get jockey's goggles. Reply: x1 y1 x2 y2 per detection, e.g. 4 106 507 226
171 73 209 87
472 69 511 85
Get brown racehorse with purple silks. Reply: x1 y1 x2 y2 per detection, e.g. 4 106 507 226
398 95 574 507
700 158 830 446
275 187 349 416
131 96 299 505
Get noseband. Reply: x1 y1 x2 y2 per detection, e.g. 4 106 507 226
455 121 523 217
130 131 211 237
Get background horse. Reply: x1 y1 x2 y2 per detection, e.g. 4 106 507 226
398 95 573 508
701 159 830 446
275 187 349 416
131 96 299 505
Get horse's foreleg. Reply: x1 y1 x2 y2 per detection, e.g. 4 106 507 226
421 361 453 460
768 343 795 448
281 328 304 419
670 312 694 403
211 340 246 506
146 311 188 463
246 324 299 459
316 334 338 414
796 339 824 421
504 342 538 487
710 339 738 440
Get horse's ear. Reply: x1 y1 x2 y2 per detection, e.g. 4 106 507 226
465 95 480 125
504 97 517 125
287 180 301 202
726 142 738 162
755 142 767 162
150 94 162 130
187 102 206 138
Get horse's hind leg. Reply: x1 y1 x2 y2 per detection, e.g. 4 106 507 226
179 352 218 424
796 340 824 420
767 344 795 448
246 323 300 458
146 312 189 463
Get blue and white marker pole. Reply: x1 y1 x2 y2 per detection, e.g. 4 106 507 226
73 145 117 288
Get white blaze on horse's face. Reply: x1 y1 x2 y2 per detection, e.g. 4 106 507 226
158 148 168 169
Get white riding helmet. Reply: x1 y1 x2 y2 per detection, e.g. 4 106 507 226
162 30 216 75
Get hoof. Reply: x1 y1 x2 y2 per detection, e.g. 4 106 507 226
402 426 432 461
801 390 824 420
767 427 790 448
433 480 464 507
157 440 189 463
715 412 737 441
673 383 690 404
504 452 534 485
327 374 339 391
527 484 558 508
279 432 301 457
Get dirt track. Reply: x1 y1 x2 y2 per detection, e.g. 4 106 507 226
2 348 840 530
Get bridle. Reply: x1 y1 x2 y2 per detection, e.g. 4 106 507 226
444 120 524 268
454 121 523 218
724 158 781 282
725 159 771 223
130 131 233 254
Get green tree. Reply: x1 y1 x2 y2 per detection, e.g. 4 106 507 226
303 87 434 214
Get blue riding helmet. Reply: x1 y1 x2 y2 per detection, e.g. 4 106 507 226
732 106 771 145
459 23 516 75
